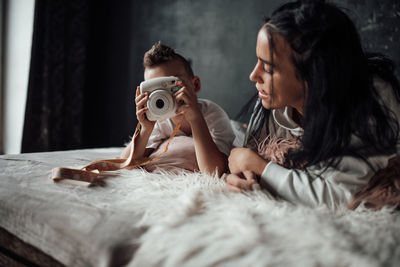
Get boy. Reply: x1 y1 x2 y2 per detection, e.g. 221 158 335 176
121 42 235 176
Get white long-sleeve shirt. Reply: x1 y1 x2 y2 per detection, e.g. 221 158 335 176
258 78 400 209
147 99 235 156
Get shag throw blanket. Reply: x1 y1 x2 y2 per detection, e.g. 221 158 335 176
124 169 400 267
121 134 400 266
2 147 399 266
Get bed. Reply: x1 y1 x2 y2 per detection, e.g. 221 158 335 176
1 131 400 266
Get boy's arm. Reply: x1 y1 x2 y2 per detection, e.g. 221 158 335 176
120 129 154 159
121 86 156 160
174 81 229 176
190 115 227 176
174 80 228 176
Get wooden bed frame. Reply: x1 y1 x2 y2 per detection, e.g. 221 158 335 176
0 227 64 267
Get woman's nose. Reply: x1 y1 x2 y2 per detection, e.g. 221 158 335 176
249 65 261 83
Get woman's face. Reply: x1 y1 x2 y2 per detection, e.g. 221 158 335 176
249 28 306 114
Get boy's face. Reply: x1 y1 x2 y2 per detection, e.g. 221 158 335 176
144 59 199 94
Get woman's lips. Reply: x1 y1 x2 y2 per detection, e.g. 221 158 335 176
258 91 269 99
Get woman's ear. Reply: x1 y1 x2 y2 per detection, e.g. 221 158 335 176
193 76 201 93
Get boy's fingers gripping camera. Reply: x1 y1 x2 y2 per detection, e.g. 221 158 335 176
139 76 182 121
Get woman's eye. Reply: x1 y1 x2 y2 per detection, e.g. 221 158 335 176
263 64 272 74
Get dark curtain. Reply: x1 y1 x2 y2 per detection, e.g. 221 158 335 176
22 0 88 153
22 0 136 153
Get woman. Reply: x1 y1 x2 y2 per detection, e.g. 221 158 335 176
227 0 400 209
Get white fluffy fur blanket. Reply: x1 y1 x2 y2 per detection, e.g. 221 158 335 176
1 148 399 266
124 169 400 267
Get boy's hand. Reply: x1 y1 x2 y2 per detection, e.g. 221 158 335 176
174 81 202 123
135 86 155 132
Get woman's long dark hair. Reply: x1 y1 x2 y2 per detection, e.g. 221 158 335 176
245 0 400 169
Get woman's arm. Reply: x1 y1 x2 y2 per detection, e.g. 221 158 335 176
228 147 269 176
226 171 258 193
257 155 392 209
226 147 268 192
228 147 393 209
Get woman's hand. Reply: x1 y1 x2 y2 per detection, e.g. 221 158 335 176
226 171 257 193
135 86 155 132
228 147 269 176
174 81 202 123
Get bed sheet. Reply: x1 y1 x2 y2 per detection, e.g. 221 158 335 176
0 148 145 267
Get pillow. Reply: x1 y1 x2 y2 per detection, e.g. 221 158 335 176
145 135 199 173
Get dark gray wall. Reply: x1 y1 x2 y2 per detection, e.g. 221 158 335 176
127 0 400 122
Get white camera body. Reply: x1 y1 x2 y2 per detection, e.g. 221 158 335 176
139 76 182 121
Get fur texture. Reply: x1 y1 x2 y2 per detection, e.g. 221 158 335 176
257 136 300 166
349 156 400 210
122 169 400 267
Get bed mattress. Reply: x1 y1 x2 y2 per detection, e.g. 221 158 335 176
0 148 145 267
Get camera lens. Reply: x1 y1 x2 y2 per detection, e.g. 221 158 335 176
156 99 164 109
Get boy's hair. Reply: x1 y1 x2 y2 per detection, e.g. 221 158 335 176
143 41 194 77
